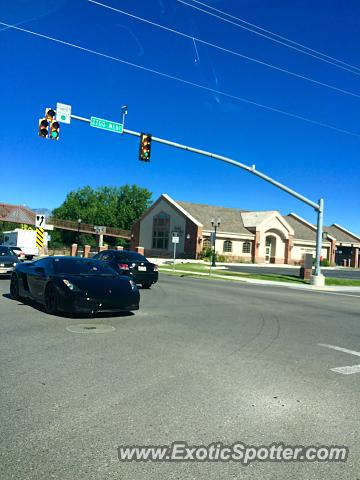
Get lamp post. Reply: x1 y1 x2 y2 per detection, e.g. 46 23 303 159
211 218 221 267
77 219 82 246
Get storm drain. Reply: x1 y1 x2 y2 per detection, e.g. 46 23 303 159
66 324 116 334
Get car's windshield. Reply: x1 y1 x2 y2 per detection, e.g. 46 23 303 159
117 252 147 262
54 258 118 275
0 246 12 256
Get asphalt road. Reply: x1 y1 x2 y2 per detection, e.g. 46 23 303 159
0 274 359 480
225 264 360 280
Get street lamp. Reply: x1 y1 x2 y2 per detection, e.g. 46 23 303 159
210 218 221 267
77 219 82 246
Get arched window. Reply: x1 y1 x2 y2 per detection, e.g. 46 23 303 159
242 241 251 253
202 237 211 250
152 212 170 249
223 240 232 253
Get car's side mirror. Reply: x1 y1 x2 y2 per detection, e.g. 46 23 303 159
35 267 45 276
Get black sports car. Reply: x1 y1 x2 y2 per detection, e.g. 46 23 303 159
93 250 158 289
10 256 140 315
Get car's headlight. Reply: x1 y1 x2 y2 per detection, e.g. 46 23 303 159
129 280 137 291
62 279 81 291
13 263 17 267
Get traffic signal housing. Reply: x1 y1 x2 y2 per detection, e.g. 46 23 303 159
50 119 60 140
46 108 60 140
38 107 55 138
139 133 152 161
38 118 49 138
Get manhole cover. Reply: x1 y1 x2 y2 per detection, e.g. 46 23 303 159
66 324 116 334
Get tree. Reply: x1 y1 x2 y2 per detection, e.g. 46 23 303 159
51 185 152 246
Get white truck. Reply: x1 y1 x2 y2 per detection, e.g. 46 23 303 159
1 229 48 259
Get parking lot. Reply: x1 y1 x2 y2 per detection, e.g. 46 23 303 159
1 274 360 479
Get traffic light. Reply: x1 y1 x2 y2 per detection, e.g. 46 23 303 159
45 108 56 119
38 108 55 139
50 119 60 140
46 108 60 140
38 118 49 138
139 133 152 161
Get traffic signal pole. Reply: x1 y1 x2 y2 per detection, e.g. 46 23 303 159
56 109 325 286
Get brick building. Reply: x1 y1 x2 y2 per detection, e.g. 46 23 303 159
131 194 360 266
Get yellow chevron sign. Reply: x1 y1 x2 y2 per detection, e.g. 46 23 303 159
36 228 44 249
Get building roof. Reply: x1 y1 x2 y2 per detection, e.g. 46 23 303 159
164 196 360 245
176 200 253 235
283 214 317 241
162 194 202 227
324 224 360 244
0 203 36 225
241 211 276 228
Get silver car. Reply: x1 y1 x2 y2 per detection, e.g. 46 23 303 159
0 246 19 275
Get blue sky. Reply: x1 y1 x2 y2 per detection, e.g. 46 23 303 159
1 0 359 233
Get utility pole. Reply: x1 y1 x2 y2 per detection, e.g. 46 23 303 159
45 106 325 287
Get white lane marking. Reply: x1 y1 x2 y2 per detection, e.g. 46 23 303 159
314 291 360 298
318 343 360 375
331 365 360 375
318 343 360 358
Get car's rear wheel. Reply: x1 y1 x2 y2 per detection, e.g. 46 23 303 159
10 274 20 300
141 281 152 289
45 284 58 314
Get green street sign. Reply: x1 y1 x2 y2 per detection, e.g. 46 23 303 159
90 116 123 134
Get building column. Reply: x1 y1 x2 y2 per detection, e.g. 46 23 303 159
252 231 260 263
284 235 294 265
351 247 359 268
116 246 124 251
131 221 140 251
184 219 200 259
195 227 203 259
329 239 336 265
70 243 78 256
135 246 145 255
83 245 91 258
98 245 108 253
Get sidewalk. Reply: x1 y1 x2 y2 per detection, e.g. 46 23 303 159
158 267 360 293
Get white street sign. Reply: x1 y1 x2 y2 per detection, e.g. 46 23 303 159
56 102 72 124
35 214 46 227
172 236 179 244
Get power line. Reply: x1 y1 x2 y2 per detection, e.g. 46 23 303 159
186 0 360 73
87 0 360 99
177 0 360 76
1 21 359 138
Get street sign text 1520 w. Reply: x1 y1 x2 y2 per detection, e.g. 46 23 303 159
90 116 123 134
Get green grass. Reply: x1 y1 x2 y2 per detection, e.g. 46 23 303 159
325 277 360 286
160 263 360 287
159 263 307 284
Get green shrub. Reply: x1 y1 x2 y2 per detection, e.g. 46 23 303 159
200 247 213 260
321 258 331 267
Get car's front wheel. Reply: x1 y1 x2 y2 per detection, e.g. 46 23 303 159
45 284 58 314
10 274 20 300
